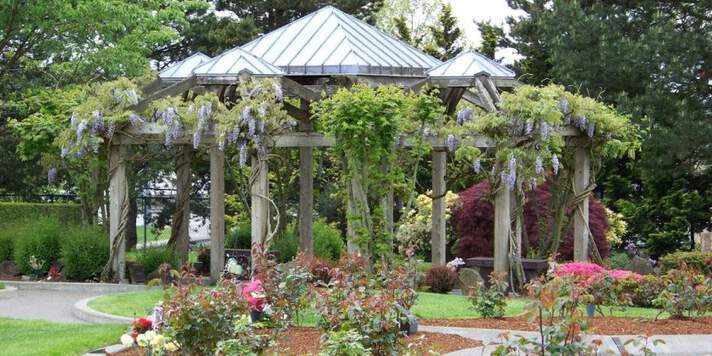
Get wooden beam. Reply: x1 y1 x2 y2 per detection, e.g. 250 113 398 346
298 100 314 257
284 101 309 121
482 77 502 103
209 146 225 280
431 149 447 265
461 90 485 109
251 155 269 247
281 77 321 101
474 77 497 112
494 186 510 274
108 145 127 281
132 76 197 112
428 77 518 89
574 146 590 261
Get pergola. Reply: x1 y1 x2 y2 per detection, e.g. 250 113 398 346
108 6 592 281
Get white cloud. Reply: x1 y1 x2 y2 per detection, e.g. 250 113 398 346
445 0 525 63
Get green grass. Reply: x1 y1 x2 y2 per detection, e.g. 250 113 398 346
0 282 5 289
135 225 171 243
89 288 167 318
0 318 125 356
90 289 667 322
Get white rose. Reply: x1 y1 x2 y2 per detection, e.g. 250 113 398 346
120 334 134 347
136 334 148 347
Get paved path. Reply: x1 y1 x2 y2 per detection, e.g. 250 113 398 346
0 289 103 323
421 325 712 356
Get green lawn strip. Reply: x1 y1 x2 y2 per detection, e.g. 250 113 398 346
135 225 171 242
89 289 667 322
89 289 167 318
0 318 125 356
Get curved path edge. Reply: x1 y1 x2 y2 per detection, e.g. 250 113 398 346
72 296 134 324
1 280 148 293
421 325 712 356
0 286 18 299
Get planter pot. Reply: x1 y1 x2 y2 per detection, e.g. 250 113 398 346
465 257 549 287
399 312 418 335
250 310 264 323
586 303 596 317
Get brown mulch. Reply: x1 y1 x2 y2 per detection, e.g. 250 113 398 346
422 316 712 335
109 328 481 355
272 327 481 355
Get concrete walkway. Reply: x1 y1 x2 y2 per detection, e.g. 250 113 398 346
0 288 102 323
421 325 712 356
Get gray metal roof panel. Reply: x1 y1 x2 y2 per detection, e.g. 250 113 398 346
241 5 441 76
193 47 284 77
427 50 515 79
159 53 212 80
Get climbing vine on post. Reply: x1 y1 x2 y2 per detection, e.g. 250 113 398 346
57 76 292 281
442 84 639 286
313 85 443 265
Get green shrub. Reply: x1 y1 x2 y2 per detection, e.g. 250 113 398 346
135 247 177 274
61 226 109 281
468 272 508 318
272 229 298 263
425 265 459 293
225 223 251 249
13 218 64 274
0 234 13 262
660 251 712 274
0 202 82 224
606 251 631 270
632 275 666 308
653 268 712 318
272 219 346 262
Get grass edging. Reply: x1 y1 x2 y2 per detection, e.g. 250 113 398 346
72 296 134 324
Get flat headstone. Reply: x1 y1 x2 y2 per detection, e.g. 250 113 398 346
458 268 484 294
625 256 655 275
0 261 19 276
127 262 147 284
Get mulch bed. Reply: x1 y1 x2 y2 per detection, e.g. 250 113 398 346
272 327 481 355
422 316 712 335
109 328 481 355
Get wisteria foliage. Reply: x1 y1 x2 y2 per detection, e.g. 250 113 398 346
440 84 639 192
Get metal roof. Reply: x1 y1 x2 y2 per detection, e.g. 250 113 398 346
241 5 441 76
159 53 212 80
427 50 515 79
193 47 284 78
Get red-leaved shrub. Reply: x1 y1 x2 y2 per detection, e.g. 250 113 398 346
454 181 610 260
425 265 459 293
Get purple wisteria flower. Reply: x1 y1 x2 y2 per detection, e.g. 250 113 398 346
47 168 57 184
446 134 458 152
60 146 69 159
473 159 481 174
552 154 560 175
192 132 201 149
535 156 544 175
111 89 122 103
70 113 78 129
529 177 537 190
558 98 570 114
456 107 473 125
105 124 115 139
76 119 88 143
129 113 144 126
91 111 104 134
257 104 267 118
126 89 139 105
218 138 226 151
587 121 596 137
625 242 637 254
272 83 283 102
524 121 533 135
576 115 587 130
249 86 262 98
227 129 239 144
257 120 265 135
540 121 550 140
395 134 403 148
198 103 212 126
238 142 248 167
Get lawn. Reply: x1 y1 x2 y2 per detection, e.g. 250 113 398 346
134 225 171 243
0 318 125 356
89 289 667 321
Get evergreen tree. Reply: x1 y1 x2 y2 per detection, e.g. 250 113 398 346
427 3 463 60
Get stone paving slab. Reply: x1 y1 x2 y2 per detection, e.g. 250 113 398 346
0 289 102 323
421 325 712 356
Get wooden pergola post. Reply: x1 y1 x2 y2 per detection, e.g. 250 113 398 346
209 146 225 280
494 187 510 274
431 149 447 265
108 145 127 281
574 146 590 261
251 155 269 246
169 144 192 264
298 100 314 257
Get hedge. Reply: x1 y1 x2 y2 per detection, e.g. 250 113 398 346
660 251 712 274
0 202 83 225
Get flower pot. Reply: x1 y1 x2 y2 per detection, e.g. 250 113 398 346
586 303 596 317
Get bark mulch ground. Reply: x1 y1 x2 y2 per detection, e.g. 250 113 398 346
110 328 482 355
271 327 482 355
422 316 712 335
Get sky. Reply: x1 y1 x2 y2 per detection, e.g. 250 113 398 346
445 0 525 63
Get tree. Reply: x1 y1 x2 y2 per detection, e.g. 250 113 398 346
505 0 712 255
427 3 463 61
376 0 440 50
476 21 507 59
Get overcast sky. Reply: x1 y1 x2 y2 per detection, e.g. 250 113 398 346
445 0 525 63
